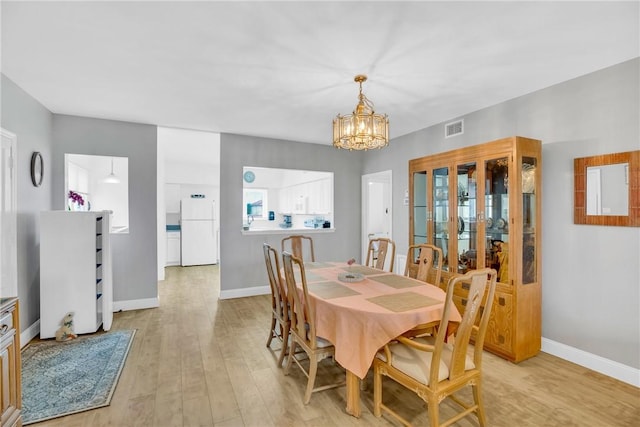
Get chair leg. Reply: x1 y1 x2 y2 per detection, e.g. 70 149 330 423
277 324 290 367
373 363 382 417
284 341 296 375
304 353 318 404
266 314 276 347
472 382 486 427
427 395 440 427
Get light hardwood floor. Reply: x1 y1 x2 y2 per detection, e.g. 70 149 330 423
30 265 638 426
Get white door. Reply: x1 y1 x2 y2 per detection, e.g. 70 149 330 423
0 129 18 298
362 170 392 269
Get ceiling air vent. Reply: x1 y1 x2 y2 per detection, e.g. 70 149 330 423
445 119 464 138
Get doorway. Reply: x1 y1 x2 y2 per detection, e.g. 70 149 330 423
1 128 18 297
361 170 392 269
157 128 221 284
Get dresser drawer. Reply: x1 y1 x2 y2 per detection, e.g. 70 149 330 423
0 310 14 337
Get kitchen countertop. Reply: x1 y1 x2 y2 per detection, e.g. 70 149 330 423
241 227 335 236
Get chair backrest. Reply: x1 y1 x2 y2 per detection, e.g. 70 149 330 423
281 235 315 262
430 268 497 385
365 238 396 272
263 243 288 321
282 251 319 349
404 244 444 286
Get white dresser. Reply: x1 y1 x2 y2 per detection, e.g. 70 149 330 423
40 211 113 338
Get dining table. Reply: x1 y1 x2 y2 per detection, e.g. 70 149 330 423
292 261 461 418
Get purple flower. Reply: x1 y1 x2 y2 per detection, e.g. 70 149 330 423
68 190 85 206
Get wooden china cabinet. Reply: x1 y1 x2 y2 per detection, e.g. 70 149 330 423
408 136 541 362
1 297 21 427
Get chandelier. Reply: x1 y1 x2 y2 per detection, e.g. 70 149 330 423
333 75 389 150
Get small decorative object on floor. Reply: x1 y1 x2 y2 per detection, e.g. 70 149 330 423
21 329 136 425
55 312 78 342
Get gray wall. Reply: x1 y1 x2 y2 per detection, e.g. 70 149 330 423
3 56 638 373
52 115 158 302
1 74 53 331
219 134 363 292
363 58 640 369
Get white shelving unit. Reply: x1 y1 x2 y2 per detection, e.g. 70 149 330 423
40 211 113 339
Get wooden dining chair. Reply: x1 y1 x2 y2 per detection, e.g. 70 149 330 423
365 237 396 272
373 268 498 427
262 243 291 367
404 244 444 288
282 251 345 404
281 235 315 262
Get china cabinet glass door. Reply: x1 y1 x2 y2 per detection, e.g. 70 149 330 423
484 156 510 284
521 156 537 284
412 171 427 245
456 162 478 274
432 167 450 272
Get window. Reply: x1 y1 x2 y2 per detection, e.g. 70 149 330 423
243 188 268 220
242 166 334 230
65 154 129 233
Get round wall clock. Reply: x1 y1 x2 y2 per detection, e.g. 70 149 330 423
30 151 44 187
243 170 255 183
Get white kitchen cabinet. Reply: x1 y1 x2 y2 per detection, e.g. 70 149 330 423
165 183 181 213
278 179 333 215
40 211 113 339
166 231 181 266
279 186 292 213
307 178 333 214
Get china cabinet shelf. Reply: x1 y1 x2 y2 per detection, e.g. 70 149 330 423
408 136 541 363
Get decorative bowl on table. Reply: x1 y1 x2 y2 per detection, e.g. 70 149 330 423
338 272 365 283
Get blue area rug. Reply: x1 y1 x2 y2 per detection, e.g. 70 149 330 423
21 329 136 425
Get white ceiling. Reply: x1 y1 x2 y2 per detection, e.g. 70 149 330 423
2 1 638 145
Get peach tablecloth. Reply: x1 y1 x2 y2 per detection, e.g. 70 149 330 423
298 262 461 380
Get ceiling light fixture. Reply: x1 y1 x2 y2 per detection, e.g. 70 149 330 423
103 158 120 184
333 74 389 150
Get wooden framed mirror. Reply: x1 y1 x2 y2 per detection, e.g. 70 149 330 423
574 150 639 226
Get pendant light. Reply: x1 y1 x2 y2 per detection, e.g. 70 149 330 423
333 75 389 150
103 158 120 184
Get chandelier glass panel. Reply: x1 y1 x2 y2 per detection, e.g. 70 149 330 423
333 75 389 150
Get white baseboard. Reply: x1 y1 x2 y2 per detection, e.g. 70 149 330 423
20 319 40 349
112 297 159 312
219 285 270 300
542 337 639 387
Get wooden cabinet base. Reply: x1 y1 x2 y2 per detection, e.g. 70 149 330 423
1 298 21 427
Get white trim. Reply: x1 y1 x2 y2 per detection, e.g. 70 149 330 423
21 319 40 349
219 285 270 300
1 128 18 298
112 297 159 312
541 337 639 387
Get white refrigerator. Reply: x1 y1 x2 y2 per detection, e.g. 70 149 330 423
180 198 218 266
